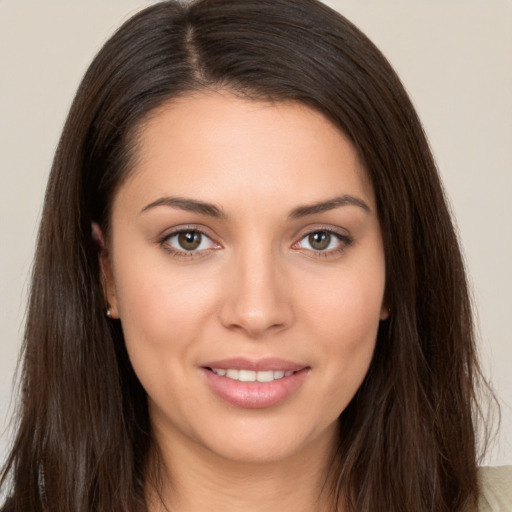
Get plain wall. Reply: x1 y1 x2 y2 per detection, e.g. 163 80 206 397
1 0 511 466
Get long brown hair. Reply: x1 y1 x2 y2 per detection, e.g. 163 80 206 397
1 1 493 510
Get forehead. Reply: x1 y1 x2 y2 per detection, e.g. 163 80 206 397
116 91 375 214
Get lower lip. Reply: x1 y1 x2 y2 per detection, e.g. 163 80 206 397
201 368 309 409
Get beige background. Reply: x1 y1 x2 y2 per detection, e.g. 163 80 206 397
1 0 511 466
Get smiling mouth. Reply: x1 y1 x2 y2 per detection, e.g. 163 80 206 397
202 363 309 408
207 368 295 382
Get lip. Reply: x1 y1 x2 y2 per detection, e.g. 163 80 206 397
200 357 310 409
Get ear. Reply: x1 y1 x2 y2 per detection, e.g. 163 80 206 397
92 223 119 319
379 303 390 321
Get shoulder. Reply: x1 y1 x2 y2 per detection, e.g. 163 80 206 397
478 466 512 512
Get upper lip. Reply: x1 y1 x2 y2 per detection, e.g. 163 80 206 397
201 357 308 372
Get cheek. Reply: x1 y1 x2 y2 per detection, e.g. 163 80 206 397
112 260 224 423
320 286 380 380
112 255 220 364
314 293 380 418
299 259 385 343
297 255 385 397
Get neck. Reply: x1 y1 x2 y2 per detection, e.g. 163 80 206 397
146 424 339 512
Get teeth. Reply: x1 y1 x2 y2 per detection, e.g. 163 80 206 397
256 370 274 382
238 370 256 382
226 369 239 379
211 368 295 382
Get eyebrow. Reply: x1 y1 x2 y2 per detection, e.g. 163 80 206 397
141 196 226 218
288 195 371 218
140 193 370 219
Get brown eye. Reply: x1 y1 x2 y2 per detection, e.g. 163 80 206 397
177 231 202 250
308 231 331 250
294 229 352 255
163 229 218 255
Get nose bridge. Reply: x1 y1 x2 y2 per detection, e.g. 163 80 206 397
219 236 292 336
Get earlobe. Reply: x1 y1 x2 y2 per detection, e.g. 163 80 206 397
380 305 391 321
92 222 120 319
91 222 106 249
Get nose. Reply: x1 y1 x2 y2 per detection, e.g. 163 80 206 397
218 246 294 338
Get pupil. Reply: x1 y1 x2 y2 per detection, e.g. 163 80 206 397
309 231 331 250
178 231 201 250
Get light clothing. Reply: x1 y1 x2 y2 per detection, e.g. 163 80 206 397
479 466 512 511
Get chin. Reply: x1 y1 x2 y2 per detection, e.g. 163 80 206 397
192 415 338 466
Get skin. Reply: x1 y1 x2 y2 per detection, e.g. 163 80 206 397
100 91 388 511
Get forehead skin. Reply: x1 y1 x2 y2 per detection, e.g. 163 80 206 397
119 91 376 222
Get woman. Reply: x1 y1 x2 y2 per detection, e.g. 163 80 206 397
1 0 510 510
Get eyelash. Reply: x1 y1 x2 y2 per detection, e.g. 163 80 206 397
293 228 353 257
158 227 353 259
159 227 219 259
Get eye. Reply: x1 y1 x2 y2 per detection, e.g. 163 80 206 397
294 229 352 254
162 229 218 254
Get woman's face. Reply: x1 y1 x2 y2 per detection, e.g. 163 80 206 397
103 91 388 465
